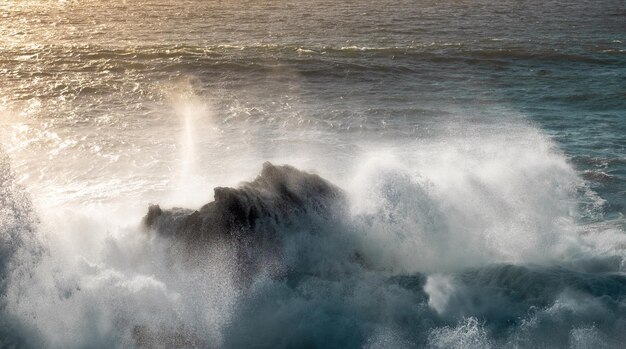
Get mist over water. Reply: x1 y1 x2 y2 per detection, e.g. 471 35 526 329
1 0 625 348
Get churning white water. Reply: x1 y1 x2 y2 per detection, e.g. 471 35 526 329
2 94 625 348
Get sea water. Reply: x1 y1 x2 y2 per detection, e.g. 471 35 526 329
0 0 625 348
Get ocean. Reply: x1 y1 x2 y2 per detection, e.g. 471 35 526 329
0 0 625 348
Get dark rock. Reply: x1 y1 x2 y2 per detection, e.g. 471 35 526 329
142 204 162 229
142 162 347 278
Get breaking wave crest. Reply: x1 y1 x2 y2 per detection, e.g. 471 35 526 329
2 129 626 348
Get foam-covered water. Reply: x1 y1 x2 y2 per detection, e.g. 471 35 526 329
0 0 625 348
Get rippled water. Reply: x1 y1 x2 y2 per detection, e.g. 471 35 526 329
1 0 623 209
0 0 625 348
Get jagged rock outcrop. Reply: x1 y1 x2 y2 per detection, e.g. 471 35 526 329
143 162 347 276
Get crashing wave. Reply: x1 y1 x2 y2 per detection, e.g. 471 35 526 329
3 160 626 348
135 162 626 348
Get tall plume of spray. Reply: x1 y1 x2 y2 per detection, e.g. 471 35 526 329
165 78 215 207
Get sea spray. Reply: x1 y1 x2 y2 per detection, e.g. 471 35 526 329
165 78 217 208
4 120 626 348
0 151 42 348
345 128 582 274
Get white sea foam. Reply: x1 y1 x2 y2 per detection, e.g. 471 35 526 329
1 97 624 348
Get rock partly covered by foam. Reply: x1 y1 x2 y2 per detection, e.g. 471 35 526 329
143 162 346 253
